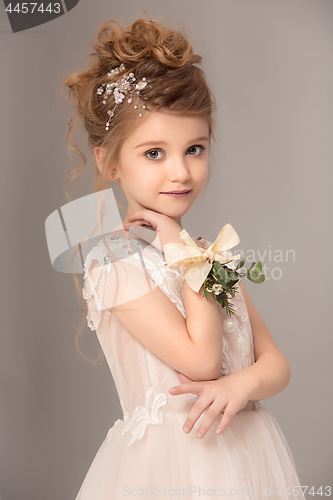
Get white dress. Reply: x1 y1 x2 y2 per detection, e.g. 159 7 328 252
75 231 305 500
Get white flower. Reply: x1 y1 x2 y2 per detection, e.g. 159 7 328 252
212 284 223 295
114 89 125 104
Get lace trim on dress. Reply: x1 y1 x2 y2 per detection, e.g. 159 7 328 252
82 235 119 331
219 290 256 376
120 400 129 422
220 336 231 376
220 297 254 374
120 386 167 446
233 289 256 369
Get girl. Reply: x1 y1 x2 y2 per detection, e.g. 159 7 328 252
63 16 305 499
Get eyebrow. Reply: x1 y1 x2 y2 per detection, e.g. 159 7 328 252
134 136 209 149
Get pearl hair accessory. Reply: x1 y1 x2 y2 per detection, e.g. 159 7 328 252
96 63 148 131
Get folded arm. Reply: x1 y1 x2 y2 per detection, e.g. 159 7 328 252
169 281 291 437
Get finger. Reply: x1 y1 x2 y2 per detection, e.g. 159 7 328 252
127 211 143 220
215 405 237 435
196 401 226 439
127 220 151 228
169 382 201 396
127 223 151 230
127 210 154 223
181 395 215 434
127 209 163 232
126 223 153 236
124 222 141 230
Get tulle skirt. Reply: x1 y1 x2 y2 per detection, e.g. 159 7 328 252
75 404 305 500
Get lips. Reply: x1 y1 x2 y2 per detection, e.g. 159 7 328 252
160 189 192 198
160 190 191 194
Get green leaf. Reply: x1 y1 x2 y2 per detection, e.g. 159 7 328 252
226 280 239 289
216 266 230 283
235 258 245 270
247 269 265 283
226 270 240 281
254 261 262 273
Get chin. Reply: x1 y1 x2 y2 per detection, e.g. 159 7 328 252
163 210 188 219
139 199 191 219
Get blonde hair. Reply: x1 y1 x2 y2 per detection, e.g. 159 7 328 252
61 14 217 363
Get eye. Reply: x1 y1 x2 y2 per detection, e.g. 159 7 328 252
187 145 206 156
145 149 163 161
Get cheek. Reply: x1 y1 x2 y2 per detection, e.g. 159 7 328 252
138 167 161 187
123 162 143 185
195 162 208 186
126 165 160 194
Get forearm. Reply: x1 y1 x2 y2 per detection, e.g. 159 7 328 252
158 226 223 379
172 353 291 437
183 280 223 378
242 351 291 401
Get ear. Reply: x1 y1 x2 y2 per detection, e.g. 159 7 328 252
94 147 117 180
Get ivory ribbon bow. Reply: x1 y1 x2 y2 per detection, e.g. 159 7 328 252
163 223 242 293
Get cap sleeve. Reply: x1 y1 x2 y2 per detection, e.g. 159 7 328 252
82 236 159 331
82 241 113 331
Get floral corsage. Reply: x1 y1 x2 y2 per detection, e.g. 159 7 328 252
163 224 265 316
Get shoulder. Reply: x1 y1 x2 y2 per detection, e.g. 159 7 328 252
82 232 167 283
83 235 127 274
83 233 156 270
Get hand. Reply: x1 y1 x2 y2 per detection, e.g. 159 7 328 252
169 370 252 438
125 209 183 249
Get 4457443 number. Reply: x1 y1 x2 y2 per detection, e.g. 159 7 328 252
5 3 61 13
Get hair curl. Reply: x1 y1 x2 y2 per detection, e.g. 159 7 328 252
61 14 217 363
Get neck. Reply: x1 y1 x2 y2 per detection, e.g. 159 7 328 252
174 216 183 229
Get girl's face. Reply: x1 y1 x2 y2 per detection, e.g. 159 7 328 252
107 111 209 227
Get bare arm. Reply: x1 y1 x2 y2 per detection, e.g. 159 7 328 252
169 281 291 437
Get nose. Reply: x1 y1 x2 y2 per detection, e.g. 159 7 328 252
167 155 191 182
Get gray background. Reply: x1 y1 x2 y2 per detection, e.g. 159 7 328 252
1 1 332 499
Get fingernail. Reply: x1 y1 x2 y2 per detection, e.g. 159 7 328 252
196 432 203 438
183 426 189 433
216 428 222 434
169 388 176 394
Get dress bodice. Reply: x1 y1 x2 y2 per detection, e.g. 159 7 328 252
82 232 260 446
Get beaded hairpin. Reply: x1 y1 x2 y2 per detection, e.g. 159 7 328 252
96 63 148 130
